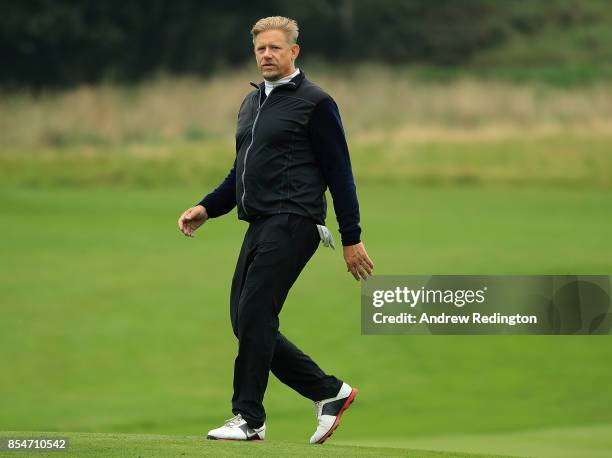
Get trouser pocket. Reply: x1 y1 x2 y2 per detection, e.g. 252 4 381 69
287 213 321 246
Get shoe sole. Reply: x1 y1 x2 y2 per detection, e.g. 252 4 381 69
206 435 263 442
315 387 358 445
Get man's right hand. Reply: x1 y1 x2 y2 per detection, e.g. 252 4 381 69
178 205 208 237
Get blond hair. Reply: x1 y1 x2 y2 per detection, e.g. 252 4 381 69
251 16 299 45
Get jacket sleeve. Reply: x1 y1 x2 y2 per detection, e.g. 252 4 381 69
195 158 237 218
307 98 362 246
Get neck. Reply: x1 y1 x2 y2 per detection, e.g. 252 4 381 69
280 66 296 79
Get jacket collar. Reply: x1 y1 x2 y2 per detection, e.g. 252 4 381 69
249 69 305 91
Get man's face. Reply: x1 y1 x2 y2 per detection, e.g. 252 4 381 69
254 29 300 81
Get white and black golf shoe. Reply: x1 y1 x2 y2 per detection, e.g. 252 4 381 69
310 382 358 444
206 413 265 441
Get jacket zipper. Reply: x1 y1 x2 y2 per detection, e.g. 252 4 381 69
241 88 266 216
240 81 297 216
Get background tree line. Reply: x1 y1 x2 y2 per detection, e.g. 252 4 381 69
1 0 610 87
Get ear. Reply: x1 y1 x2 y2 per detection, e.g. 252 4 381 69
291 44 300 60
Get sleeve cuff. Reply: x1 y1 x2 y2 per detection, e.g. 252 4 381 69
196 198 215 218
341 228 362 246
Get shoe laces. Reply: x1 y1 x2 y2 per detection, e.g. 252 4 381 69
224 414 244 427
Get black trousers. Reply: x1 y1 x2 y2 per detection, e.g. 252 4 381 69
229 213 342 429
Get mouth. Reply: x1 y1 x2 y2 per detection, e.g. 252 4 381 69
262 64 276 69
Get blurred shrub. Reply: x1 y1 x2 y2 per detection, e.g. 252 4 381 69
2 0 612 87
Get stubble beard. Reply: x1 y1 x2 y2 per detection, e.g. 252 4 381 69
261 66 281 81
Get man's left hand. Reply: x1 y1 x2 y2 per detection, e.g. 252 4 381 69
343 242 374 281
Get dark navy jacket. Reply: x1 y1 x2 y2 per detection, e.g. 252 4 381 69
197 70 361 246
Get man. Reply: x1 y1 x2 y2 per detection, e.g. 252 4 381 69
177 16 373 444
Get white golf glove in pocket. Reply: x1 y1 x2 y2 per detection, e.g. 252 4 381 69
316 224 336 250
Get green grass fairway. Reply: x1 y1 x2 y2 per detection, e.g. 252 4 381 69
339 423 612 458
1 182 612 457
0 431 495 458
